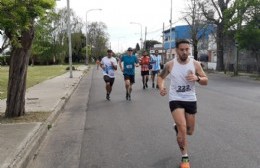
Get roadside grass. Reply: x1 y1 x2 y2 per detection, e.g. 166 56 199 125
249 74 260 80
0 65 80 100
0 112 51 124
0 64 85 123
231 72 260 81
0 66 8 100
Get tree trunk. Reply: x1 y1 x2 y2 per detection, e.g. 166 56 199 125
193 40 198 60
5 28 34 118
216 24 225 71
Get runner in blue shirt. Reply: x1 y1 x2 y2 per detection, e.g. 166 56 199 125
150 49 162 88
119 47 139 100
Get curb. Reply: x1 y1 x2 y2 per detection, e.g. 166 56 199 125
5 66 92 168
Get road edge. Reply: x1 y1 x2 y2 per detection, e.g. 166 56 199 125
6 66 93 168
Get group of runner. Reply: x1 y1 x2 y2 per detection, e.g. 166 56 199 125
139 49 162 89
99 39 208 168
99 47 162 101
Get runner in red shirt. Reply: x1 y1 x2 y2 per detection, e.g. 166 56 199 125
139 51 150 89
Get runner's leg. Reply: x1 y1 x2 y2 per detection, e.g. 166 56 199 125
106 82 111 94
142 74 145 89
151 71 155 88
145 75 149 87
125 79 130 100
185 113 195 135
171 108 188 155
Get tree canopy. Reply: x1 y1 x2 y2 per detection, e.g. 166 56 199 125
0 0 55 117
0 0 55 47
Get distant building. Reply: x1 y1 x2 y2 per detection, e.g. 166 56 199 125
162 24 217 68
150 44 164 54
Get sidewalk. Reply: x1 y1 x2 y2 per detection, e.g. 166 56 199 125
0 65 91 168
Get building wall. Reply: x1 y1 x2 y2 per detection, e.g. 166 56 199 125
163 24 217 63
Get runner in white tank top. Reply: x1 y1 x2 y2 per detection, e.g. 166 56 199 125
157 39 208 168
169 57 196 102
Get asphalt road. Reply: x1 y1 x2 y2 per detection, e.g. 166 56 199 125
28 67 260 168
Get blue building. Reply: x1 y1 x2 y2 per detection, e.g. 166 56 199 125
163 24 216 62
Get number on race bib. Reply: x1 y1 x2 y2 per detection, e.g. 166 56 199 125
176 85 191 92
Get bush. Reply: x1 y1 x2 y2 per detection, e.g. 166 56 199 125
0 55 10 65
65 66 76 70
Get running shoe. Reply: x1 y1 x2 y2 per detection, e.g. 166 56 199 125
126 92 129 100
106 93 110 100
180 162 190 168
180 157 190 168
128 93 131 101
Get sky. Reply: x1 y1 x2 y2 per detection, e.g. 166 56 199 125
56 0 188 52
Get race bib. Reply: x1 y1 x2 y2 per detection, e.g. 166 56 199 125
126 64 133 69
176 85 191 92
108 69 114 76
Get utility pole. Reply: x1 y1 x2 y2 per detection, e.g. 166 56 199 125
144 26 147 51
67 0 73 78
162 23 165 64
169 0 172 59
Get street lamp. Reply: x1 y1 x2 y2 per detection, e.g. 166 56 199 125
86 8 102 65
130 22 143 50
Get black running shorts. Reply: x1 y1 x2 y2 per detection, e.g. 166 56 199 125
103 75 115 86
169 101 197 114
141 71 149 76
152 70 160 76
124 74 135 84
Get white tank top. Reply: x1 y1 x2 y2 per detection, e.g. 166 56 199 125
169 58 197 102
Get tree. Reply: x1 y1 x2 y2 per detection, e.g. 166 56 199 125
184 0 212 60
54 7 84 64
31 9 58 65
199 0 235 71
87 22 109 62
237 26 260 73
31 7 84 65
135 43 140 51
223 0 259 74
234 0 260 74
71 32 85 63
0 0 55 117
144 40 161 51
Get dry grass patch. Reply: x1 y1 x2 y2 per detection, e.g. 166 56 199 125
0 112 51 124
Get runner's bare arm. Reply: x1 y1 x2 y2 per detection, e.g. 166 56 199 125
157 61 171 96
135 57 139 67
100 62 104 70
118 59 123 72
112 61 117 70
195 61 208 85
